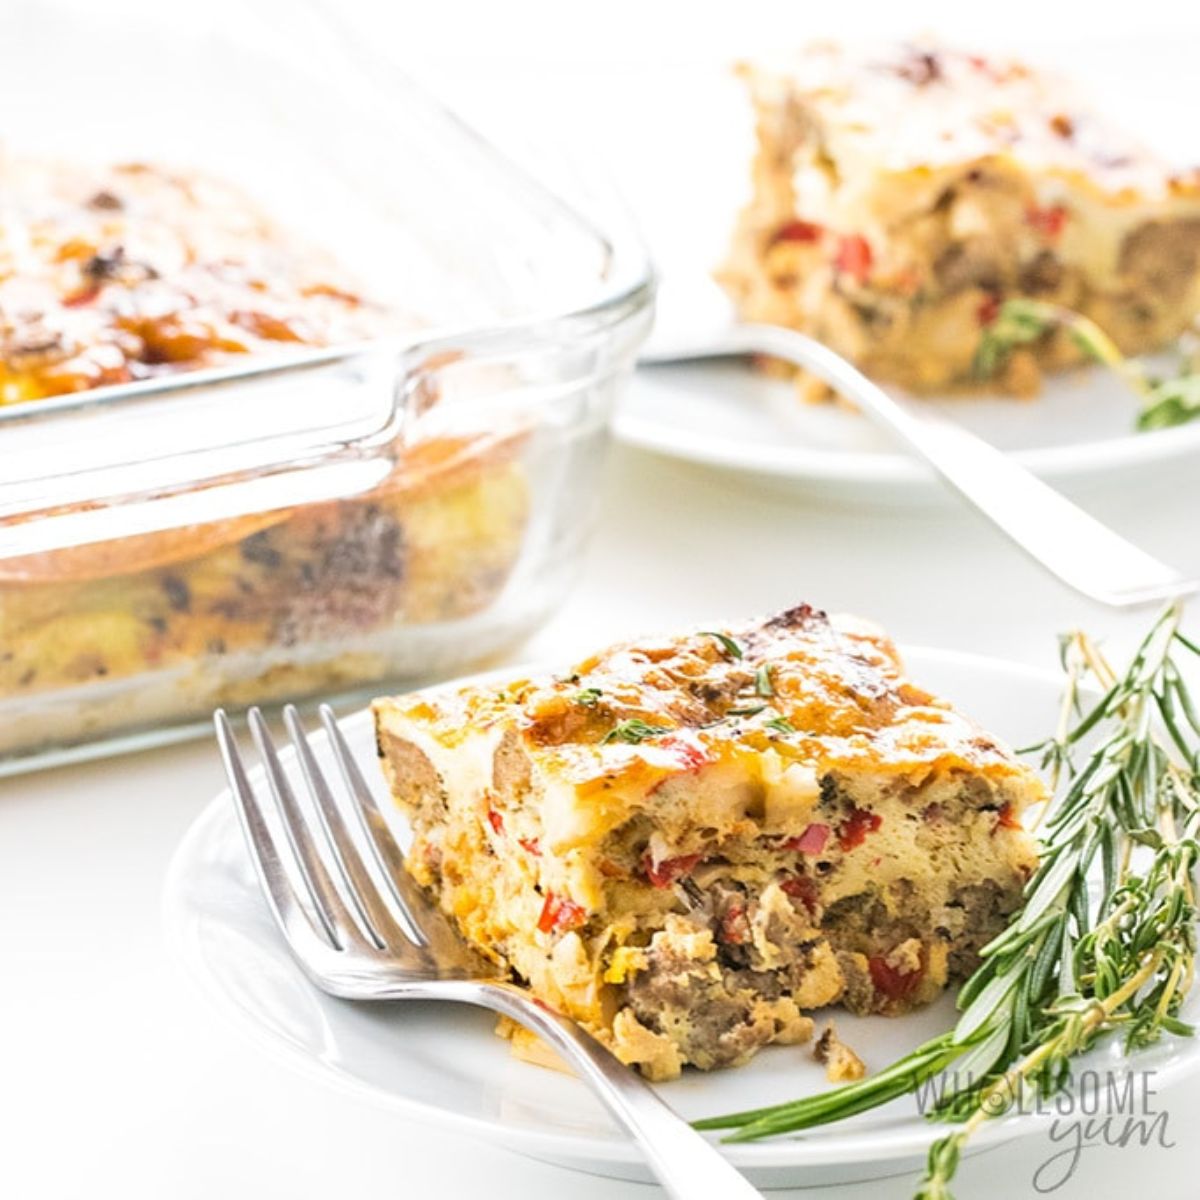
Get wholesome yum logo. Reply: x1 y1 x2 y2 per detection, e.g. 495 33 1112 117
915 1070 1175 1192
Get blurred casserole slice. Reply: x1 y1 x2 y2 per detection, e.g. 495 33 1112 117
373 604 1042 1080
719 42 1200 396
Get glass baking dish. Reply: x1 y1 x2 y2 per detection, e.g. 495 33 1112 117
0 1 653 773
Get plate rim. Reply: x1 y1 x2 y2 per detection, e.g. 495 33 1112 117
615 365 1200 489
161 645 1200 1171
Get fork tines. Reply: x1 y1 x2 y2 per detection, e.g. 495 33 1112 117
214 704 429 966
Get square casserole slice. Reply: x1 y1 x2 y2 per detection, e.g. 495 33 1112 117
719 42 1200 396
373 605 1041 1080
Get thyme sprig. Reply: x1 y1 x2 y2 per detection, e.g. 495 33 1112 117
697 604 1200 1200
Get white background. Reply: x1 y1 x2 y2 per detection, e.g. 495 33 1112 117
3 2 1200 1198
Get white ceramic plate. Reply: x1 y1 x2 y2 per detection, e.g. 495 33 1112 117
616 359 1200 505
162 648 1200 1189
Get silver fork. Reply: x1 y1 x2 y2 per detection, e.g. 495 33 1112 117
215 704 763 1200
642 273 1198 609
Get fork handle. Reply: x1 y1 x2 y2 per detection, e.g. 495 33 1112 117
395 979 763 1199
654 323 1192 609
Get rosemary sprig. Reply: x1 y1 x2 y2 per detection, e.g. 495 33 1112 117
697 604 1200 1200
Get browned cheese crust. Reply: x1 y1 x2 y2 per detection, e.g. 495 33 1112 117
0 157 385 405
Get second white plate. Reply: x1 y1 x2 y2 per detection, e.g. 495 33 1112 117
617 358 1200 504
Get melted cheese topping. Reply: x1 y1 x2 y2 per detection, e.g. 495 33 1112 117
745 41 1200 202
380 605 1038 848
744 42 1200 287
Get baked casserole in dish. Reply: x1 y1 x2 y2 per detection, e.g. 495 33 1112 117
721 41 1200 396
373 605 1041 1079
0 159 386 405
0 12 652 771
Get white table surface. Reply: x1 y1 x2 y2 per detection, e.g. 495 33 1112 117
3 440 1199 1200
5 2 1200 1196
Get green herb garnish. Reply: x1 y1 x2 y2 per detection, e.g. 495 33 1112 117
574 687 602 708
602 718 671 745
697 604 1200 1200
974 298 1200 432
754 664 774 698
764 716 796 735
974 298 1138 381
973 298 1057 380
727 704 768 718
700 631 744 660
1137 369 1200 431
